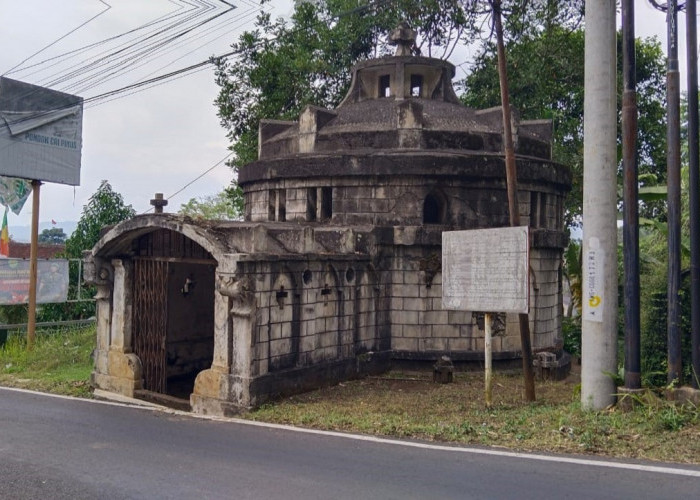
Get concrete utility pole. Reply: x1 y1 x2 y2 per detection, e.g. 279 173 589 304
581 0 618 410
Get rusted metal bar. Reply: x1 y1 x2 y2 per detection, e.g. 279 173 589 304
491 0 536 402
687 0 700 388
667 0 683 384
622 0 641 389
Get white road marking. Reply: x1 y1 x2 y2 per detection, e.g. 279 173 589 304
3 386 700 478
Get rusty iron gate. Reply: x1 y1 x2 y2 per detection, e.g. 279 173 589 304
132 258 168 394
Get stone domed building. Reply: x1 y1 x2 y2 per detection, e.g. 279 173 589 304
86 27 570 415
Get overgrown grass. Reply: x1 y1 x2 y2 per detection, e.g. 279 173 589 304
0 325 95 398
249 371 700 464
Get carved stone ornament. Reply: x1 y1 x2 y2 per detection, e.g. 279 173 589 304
217 274 255 317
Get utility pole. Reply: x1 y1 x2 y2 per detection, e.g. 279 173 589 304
666 0 683 384
581 0 618 410
491 0 536 402
622 0 641 390
686 0 700 388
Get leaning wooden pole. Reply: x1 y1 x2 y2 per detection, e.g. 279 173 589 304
491 0 536 402
27 180 41 350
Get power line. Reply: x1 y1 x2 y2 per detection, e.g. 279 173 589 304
140 152 233 214
2 0 113 76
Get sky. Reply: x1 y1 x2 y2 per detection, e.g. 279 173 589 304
0 0 688 232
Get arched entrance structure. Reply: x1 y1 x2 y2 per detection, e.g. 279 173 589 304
86 215 248 411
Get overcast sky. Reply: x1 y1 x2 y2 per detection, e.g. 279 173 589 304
0 0 686 231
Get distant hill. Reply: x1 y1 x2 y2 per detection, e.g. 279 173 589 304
9 221 77 243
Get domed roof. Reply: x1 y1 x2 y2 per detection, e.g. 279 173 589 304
254 26 553 163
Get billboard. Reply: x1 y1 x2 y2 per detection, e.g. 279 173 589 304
0 77 83 186
0 259 69 305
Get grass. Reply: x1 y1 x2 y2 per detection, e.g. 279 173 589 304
0 325 94 398
248 371 700 464
0 329 699 464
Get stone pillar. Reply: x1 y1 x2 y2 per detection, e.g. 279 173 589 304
105 259 141 397
93 282 112 376
191 262 256 416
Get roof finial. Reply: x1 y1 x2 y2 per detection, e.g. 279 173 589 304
389 22 416 56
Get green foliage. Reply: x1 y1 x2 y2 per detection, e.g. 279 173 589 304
214 0 475 170
0 304 27 326
179 189 242 220
38 227 67 245
64 180 135 259
562 315 581 359
461 30 666 225
40 181 135 323
0 325 95 397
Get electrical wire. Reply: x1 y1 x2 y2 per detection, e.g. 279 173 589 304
2 0 113 76
140 152 233 214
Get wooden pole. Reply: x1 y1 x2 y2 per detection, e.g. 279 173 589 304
27 180 41 350
485 312 493 408
491 0 536 402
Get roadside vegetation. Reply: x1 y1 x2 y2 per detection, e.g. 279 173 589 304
1 328 699 464
249 370 700 465
0 325 94 398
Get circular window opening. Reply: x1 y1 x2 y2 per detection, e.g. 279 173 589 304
345 267 355 283
302 269 313 285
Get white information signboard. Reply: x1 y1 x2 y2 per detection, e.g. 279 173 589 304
442 226 529 314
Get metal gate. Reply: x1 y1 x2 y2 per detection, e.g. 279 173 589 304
132 258 168 393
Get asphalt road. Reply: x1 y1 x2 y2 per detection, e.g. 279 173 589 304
0 387 698 499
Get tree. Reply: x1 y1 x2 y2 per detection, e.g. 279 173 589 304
460 29 667 225
64 180 135 259
179 188 242 220
214 0 474 172
37 181 135 322
38 227 67 245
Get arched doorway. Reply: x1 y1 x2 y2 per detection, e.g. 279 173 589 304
131 229 216 401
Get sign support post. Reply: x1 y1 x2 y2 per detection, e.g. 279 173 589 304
26 180 40 349
484 312 493 407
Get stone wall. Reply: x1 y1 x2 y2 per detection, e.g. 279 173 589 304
242 258 386 380
244 175 566 234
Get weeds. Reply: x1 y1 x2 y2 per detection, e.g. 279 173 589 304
0 325 95 397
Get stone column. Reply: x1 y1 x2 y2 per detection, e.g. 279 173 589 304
105 259 141 397
191 260 256 416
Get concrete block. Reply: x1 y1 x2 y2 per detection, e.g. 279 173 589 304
448 338 471 351
431 324 460 338
420 337 446 351
392 337 418 351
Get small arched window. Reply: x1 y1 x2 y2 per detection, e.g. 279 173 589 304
423 191 446 224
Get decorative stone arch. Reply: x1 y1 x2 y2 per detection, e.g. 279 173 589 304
354 264 380 353
87 215 241 409
318 263 343 361
268 267 300 371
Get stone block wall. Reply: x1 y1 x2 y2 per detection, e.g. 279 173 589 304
388 246 479 355
388 244 563 359
245 258 384 379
